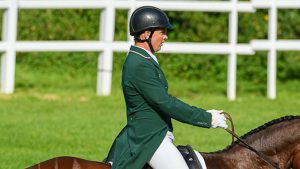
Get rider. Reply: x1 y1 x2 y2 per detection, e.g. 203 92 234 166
104 6 228 169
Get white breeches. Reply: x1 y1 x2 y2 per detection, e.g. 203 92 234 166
148 131 207 169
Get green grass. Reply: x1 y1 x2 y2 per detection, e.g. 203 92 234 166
0 71 299 168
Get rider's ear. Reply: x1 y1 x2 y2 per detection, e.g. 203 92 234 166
139 31 146 40
142 31 150 39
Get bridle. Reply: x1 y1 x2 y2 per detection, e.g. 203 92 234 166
222 112 280 169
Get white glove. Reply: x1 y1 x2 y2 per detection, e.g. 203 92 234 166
207 109 228 129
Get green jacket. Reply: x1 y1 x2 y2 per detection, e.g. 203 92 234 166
105 46 212 169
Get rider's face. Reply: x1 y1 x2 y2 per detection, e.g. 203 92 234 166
151 28 168 53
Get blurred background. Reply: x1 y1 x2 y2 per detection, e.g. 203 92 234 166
0 0 299 168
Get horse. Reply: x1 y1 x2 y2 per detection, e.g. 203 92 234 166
26 116 300 169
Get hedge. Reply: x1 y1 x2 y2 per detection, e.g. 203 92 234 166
0 9 299 84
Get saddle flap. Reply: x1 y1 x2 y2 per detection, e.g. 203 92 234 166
177 145 203 169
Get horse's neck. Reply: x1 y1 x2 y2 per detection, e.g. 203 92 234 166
202 142 282 169
202 118 300 169
242 119 300 154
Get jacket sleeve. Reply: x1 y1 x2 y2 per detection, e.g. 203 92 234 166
131 61 212 128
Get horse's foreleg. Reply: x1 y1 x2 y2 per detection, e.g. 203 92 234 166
293 152 300 169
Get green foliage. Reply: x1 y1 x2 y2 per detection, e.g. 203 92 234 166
158 53 228 81
0 8 299 92
278 9 300 39
18 9 100 40
167 11 228 42
277 51 300 81
114 10 128 41
238 10 268 42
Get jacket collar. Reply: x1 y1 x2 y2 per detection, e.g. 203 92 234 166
129 46 161 68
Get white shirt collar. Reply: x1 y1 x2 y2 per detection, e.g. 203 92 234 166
134 46 159 64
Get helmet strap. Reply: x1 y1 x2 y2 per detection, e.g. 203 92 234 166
134 28 156 53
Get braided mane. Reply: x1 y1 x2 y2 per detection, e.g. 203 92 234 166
240 115 300 140
210 115 300 154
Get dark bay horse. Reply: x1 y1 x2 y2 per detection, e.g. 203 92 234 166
203 115 300 169
26 116 300 169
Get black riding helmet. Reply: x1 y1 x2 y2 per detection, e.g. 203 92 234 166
129 6 173 36
129 6 173 53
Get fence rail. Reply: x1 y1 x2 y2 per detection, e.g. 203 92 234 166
1 0 300 100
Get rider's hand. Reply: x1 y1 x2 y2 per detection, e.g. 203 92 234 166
207 109 228 129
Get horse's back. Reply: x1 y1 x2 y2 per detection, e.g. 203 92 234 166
26 156 111 169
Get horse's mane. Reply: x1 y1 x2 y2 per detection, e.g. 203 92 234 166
240 115 300 139
212 115 300 153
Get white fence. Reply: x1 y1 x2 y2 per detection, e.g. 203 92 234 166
0 0 300 100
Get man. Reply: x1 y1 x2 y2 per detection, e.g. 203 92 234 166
105 6 227 169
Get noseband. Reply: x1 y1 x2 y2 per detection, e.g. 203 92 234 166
222 112 280 169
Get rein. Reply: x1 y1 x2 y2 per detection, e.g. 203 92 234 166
222 112 280 169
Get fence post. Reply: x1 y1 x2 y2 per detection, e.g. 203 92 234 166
0 0 18 94
227 0 238 100
267 0 277 99
97 0 115 95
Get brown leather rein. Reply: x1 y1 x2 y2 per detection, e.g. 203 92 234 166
222 112 280 169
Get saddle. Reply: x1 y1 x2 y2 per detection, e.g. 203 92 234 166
143 145 203 169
